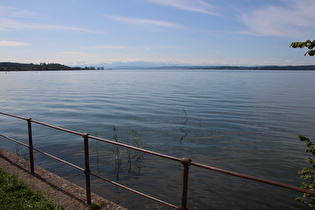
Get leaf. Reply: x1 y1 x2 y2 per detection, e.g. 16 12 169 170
307 50 315 56
290 42 304 48
308 42 315 49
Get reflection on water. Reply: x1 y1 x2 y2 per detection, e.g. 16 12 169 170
1 69 315 209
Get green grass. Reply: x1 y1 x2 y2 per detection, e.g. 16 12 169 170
0 168 63 210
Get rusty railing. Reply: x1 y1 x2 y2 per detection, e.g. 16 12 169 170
0 111 314 209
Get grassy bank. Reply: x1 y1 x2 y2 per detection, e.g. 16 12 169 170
0 168 63 209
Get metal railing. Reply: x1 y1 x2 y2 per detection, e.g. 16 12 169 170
0 111 314 209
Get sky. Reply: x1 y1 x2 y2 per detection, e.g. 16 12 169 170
1 0 315 67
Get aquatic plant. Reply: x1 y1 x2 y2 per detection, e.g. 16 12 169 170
112 126 122 180
93 131 101 175
111 126 144 180
126 128 144 176
179 109 188 142
14 144 29 160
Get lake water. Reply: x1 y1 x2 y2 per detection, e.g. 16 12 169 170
1 69 315 209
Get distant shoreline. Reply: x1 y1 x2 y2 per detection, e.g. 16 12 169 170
140 65 315 71
0 62 100 71
1 62 315 71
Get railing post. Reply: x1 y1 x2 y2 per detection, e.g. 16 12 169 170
179 157 191 210
83 133 91 205
27 118 35 174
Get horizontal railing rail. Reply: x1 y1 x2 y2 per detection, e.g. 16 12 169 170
0 111 314 209
0 133 85 171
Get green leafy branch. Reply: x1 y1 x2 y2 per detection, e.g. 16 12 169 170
290 40 315 56
296 136 315 207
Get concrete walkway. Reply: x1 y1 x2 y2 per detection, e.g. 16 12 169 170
0 148 126 210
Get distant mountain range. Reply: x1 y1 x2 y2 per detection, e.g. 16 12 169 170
1 62 315 71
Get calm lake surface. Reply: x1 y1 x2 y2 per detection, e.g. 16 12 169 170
1 69 315 209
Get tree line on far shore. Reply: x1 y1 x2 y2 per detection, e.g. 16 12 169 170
0 62 105 71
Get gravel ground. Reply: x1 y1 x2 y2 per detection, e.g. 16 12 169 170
0 148 126 210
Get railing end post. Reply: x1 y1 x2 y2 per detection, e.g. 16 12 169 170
82 132 91 205
27 118 35 174
180 157 191 210
180 158 191 167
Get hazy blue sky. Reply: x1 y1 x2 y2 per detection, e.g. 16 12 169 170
1 0 315 66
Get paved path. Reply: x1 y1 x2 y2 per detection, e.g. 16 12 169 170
0 148 126 210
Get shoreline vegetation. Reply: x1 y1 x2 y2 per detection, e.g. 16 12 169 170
0 168 63 209
0 62 102 71
1 62 315 71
